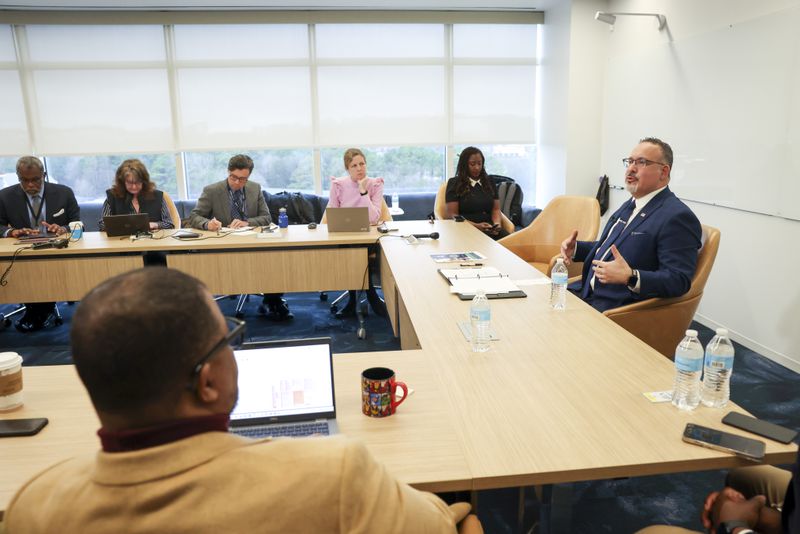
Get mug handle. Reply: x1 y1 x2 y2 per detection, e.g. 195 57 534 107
392 381 409 411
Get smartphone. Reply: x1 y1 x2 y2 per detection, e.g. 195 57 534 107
683 423 765 461
722 412 798 444
0 417 49 438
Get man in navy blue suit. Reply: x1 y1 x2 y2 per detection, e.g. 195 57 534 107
561 137 702 312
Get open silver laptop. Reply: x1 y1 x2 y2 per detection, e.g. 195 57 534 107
103 213 150 237
229 337 338 439
326 207 370 232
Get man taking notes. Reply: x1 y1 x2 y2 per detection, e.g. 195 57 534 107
4 268 480 534
187 154 292 320
561 137 702 312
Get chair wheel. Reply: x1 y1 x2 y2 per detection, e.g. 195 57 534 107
319 292 328 301
3 318 10 327
54 317 64 326
330 304 338 313
235 311 245 319
357 327 366 339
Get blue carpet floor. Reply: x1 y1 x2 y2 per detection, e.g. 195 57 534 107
1 298 797 533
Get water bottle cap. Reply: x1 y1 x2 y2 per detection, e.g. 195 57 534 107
715 328 728 336
279 207 286 212
556 257 564 264
685 329 698 337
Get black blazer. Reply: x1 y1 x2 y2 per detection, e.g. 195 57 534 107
0 182 81 231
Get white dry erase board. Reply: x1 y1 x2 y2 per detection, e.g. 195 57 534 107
604 5 800 221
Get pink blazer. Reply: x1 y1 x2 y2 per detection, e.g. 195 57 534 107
327 176 385 225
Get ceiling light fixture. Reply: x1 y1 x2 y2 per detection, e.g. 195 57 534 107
594 11 667 31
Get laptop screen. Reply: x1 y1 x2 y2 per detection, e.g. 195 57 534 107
230 338 335 424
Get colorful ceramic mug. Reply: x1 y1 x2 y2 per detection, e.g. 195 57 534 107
361 367 408 417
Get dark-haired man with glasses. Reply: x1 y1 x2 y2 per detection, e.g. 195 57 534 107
560 137 702 312
0 155 80 332
187 154 293 321
4 267 477 533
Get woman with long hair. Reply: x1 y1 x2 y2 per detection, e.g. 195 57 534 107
99 159 174 231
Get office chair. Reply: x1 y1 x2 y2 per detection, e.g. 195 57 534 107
162 191 181 229
433 181 516 234
603 224 721 359
499 195 601 277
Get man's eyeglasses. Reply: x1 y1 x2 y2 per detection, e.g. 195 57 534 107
622 157 667 169
187 316 246 390
19 173 45 185
228 174 249 183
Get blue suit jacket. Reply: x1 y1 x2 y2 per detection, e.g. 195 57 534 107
570 187 701 312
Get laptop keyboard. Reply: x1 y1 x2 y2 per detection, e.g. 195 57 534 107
232 421 330 439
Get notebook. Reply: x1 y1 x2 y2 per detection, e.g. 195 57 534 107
326 207 370 232
103 213 151 237
229 337 338 439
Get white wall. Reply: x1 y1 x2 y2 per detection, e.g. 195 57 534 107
537 0 608 207
597 0 800 371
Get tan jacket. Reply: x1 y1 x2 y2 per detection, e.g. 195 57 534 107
5 433 462 533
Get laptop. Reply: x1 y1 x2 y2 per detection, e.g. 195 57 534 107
103 213 151 237
229 337 339 439
326 207 370 232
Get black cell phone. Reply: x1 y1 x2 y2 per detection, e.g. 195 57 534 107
0 417 49 438
682 423 765 462
722 412 798 444
454 215 465 222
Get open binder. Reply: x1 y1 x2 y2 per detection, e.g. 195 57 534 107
438 267 527 300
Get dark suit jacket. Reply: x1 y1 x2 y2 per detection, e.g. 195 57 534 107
0 182 80 233
187 180 270 229
570 186 701 312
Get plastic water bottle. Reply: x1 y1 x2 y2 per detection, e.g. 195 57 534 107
391 192 400 210
470 290 491 353
701 328 735 408
550 258 568 310
671 329 704 410
278 207 289 228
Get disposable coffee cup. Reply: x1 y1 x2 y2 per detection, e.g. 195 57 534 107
0 351 23 411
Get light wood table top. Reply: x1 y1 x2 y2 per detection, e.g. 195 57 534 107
0 351 471 510
0 226 382 258
378 220 798 489
0 219 795 508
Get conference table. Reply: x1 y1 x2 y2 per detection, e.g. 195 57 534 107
1 221 796 515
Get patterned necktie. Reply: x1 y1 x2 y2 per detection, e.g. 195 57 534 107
30 194 42 227
594 199 636 262
231 190 245 221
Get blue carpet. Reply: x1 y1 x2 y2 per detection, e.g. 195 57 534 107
2 299 797 533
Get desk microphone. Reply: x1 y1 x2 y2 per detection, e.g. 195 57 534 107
411 232 439 240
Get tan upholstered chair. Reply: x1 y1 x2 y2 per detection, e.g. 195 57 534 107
499 195 600 277
162 191 181 229
603 224 721 360
434 181 515 235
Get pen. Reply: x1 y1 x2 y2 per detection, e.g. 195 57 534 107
460 263 483 267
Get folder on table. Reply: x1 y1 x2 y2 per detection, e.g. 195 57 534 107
438 267 527 300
